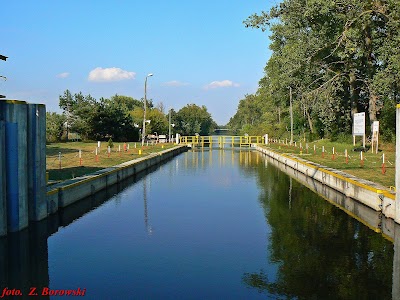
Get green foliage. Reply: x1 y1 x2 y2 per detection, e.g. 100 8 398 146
110 94 143 110
330 132 353 143
175 104 217 135
89 97 138 142
108 138 114 149
58 90 140 142
46 112 66 143
55 90 219 141
380 98 396 142
147 108 169 135
230 0 400 141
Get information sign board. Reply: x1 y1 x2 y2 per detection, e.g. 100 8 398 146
353 112 365 136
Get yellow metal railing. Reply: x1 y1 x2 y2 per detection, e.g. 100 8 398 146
179 136 264 148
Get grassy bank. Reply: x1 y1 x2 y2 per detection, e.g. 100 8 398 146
262 139 395 189
46 141 176 181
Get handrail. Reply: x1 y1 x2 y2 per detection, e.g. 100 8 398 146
178 136 265 148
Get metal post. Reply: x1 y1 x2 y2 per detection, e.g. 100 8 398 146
27 104 47 221
395 104 400 224
169 109 171 142
142 73 153 146
0 100 29 232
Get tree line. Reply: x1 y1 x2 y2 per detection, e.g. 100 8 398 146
46 90 217 142
229 0 399 142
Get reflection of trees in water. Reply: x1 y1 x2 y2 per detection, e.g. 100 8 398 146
240 153 394 299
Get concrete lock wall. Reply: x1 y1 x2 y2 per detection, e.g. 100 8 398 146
255 145 396 220
0 99 186 237
0 100 29 232
0 100 47 234
47 146 188 211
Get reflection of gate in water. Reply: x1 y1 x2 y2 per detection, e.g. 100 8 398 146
179 135 264 148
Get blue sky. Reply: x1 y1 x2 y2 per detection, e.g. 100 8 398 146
0 1 277 125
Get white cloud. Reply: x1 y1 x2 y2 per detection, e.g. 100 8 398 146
88 67 136 82
162 80 189 87
56 72 70 78
204 80 240 90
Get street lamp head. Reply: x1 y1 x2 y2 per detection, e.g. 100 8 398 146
147 73 153 77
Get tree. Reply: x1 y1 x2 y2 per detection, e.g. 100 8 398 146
238 0 400 140
110 94 143 110
147 108 168 135
175 104 217 135
46 112 66 142
59 89 74 139
89 97 138 141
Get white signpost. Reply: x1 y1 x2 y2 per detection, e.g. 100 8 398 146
371 121 379 154
353 112 365 148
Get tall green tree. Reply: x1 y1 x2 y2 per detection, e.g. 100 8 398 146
46 112 66 142
234 0 400 140
90 97 138 141
175 104 217 135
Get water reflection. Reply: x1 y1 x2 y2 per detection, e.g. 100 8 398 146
143 176 153 235
0 167 155 299
240 151 395 299
0 150 399 299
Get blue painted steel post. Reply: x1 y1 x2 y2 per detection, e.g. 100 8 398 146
28 104 47 221
0 100 29 232
0 121 6 236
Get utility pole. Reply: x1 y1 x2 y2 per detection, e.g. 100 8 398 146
142 73 153 146
169 109 172 142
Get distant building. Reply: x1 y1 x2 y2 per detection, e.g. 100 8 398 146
158 135 167 143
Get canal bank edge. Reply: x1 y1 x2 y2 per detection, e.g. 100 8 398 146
254 145 396 220
46 145 189 214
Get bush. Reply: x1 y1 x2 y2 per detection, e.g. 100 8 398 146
108 138 114 149
331 132 353 143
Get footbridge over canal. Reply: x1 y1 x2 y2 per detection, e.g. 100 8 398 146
178 135 265 149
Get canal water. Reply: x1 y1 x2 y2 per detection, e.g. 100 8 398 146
0 149 396 299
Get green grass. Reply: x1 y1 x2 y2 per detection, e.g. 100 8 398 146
262 139 395 189
46 141 176 181
47 139 396 189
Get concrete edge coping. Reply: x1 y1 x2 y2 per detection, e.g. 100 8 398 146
257 145 395 200
46 145 186 194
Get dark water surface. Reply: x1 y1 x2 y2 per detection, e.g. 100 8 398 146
0 150 395 299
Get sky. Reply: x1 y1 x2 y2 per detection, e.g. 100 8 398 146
0 0 278 125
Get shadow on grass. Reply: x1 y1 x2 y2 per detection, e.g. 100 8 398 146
48 166 104 181
46 146 81 156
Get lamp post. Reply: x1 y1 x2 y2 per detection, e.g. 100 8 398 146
142 73 153 146
168 109 175 142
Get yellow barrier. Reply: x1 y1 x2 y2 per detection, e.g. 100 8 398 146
179 136 264 148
